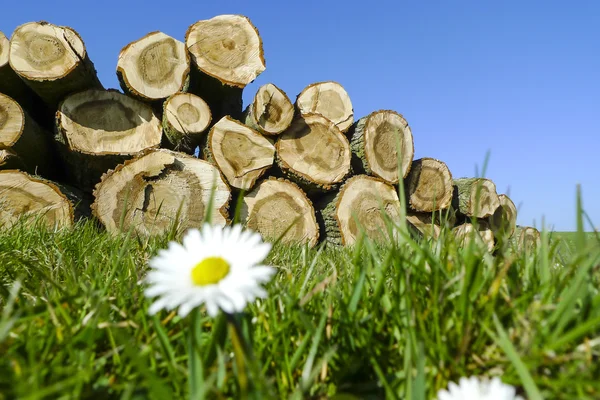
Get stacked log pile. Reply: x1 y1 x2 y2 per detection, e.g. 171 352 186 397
0 16 541 251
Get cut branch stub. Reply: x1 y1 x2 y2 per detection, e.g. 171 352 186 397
0 170 74 229
9 21 102 107
405 158 453 212
349 110 414 185
185 14 265 88
295 81 354 133
453 221 495 252
0 93 56 178
320 175 401 246
55 89 162 192
242 83 294 136
240 177 319 247
162 92 211 154
206 116 275 191
453 178 500 219
117 31 190 102
92 149 231 237
276 113 351 193
488 194 517 242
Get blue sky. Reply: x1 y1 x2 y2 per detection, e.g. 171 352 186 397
3 1 599 231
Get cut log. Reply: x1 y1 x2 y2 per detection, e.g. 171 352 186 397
320 175 402 246
55 89 162 192
405 158 453 212
9 21 102 108
349 110 414 185
0 170 74 229
453 221 495 252
295 81 354 133
240 177 319 247
0 93 56 178
488 194 517 242
242 83 294 136
452 178 500 219
406 209 456 240
276 113 351 193
513 226 541 252
186 15 265 121
162 92 211 154
92 149 231 237
117 31 190 102
205 116 274 191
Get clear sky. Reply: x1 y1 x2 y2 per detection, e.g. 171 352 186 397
3 1 599 231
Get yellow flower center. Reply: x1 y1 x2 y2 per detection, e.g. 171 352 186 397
190 257 230 286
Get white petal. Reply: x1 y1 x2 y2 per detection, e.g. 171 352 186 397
204 298 220 317
215 294 236 314
182 228 202 251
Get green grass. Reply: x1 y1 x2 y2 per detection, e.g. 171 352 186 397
1 213 599 400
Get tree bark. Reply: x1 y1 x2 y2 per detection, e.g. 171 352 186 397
240 177 319 247
0 93 57 179
349 110 414 185
117 31 190 103
453 221 495 252
55 89 162 193
0 169 83 229
452 178 500 219
186 15 266 122
242 83 294 136
204 116 275 191
162 92 211 154
405 158 453 212
9 21 103 108
488 194 517 243
295 81 354 133
319 175 402 246
276 113 351 194
92 148 231 237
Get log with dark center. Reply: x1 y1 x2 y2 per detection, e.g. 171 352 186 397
205 116 275 191
405 158 453 212
295 81 354 133
453 221 495 252
162 92 211 154
0 93 56 178
320 175 402 246
55 89 162 192
240 177 319 247
453 178 500 219
9 21 102 108
488 194 517 243
349 110 414 185
242 83 294 136
92 149 231 237
117 31 190 102
276 113 351 194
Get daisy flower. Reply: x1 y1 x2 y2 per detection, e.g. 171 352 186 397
143 223 276 318
437 376 524 400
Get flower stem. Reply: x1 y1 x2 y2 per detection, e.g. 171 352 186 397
188 309 205 400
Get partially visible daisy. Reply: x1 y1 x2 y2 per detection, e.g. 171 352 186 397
437 376 524 400
143 223 276 318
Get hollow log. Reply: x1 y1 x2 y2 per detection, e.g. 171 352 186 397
319 175 402 246
117 31 190 103
453 221 495 252
92 148 231 237
349 110 414 185
205 116 274 191
0 170 78 229
276 113 351 194
162 92 211 154
405 158 453 212
0 93 56 178
55 89 162 192
186 14 265 121
295 81 354 133
488 194 517 243
242 83 294 136
452 178 500 219
240 177 319 247
9 21 102 108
